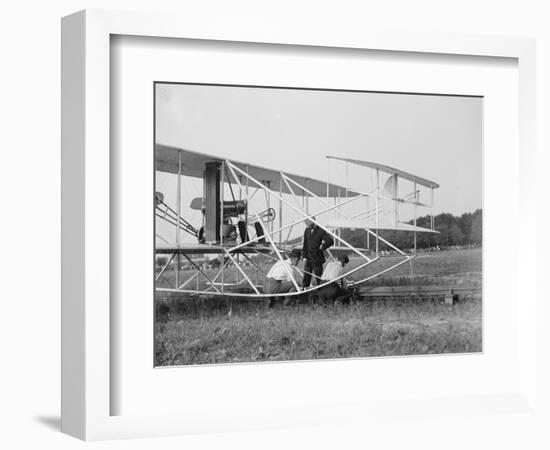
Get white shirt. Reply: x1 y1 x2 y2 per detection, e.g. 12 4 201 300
266 260 297 282
321 261 344 281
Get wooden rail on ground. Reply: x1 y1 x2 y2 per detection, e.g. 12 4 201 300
356 285 482 305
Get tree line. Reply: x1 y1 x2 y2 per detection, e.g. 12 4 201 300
340 209 482 251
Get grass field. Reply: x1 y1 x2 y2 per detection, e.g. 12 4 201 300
155 248 482 366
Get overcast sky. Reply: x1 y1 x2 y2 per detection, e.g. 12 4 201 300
155 83 482 225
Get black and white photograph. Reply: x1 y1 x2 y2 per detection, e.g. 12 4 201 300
153 82 483 366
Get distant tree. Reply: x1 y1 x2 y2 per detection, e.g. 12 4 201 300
470 211 483 244
449 223 465 245
434 223 450 246
459 212 472 237
340 209 482 250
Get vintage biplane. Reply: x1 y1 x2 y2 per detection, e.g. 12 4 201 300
154 144 439 298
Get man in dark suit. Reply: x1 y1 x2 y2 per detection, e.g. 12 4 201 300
302 217 334 289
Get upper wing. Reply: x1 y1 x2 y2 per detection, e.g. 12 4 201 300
156 144 357 197
326 156 440 189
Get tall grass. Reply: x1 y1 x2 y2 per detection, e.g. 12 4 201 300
155 300 482 366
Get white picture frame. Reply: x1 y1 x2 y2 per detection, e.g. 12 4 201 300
61 9 537 441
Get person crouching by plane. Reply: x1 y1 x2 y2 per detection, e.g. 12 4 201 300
264 249 302 308
318 254 352 305
302 217 334 289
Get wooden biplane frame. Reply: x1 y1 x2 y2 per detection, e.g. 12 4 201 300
155 145 439 299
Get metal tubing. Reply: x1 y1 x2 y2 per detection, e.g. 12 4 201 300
431 186 435 229
230 166 405 262
281 174 305 209
209 259 232 285
413 179 417 254
241 253 268 276
181 253 222 293
245 165 249 234
223 249 260 294
394 174 398 227
281 172 412 214
305 179 310 214
283 174 381 222
265 180 272 234
229 162 371 262
364 227 406 255
345 161 349 198
157 256 378 298
376 169 379 255
220 161 225 246
226 163 245 207
178 272 198 290
350 255 414 286
279 174 283 243
226 189 367 253
202 169 206 230
176 151 182 287
337 187 341 243
325 248 337 262
220 162 224 291
155 252 176 282
155 233 171 245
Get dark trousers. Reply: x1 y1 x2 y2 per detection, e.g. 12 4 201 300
318 282 351 304
264 278 296 295
302 261 323 288
265 278 297 308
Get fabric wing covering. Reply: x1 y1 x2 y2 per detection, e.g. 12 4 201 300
156 144 358 198
326 218 438 233
326 156 440 189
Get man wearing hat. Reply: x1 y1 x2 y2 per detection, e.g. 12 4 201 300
302 217 334 289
